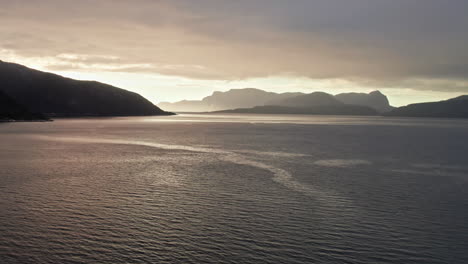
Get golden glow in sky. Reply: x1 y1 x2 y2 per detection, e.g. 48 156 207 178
1 49 462 107
1 0 467 106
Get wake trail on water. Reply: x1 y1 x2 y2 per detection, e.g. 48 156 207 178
35 136 349 204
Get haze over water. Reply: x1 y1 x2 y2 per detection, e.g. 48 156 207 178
1 114 468 263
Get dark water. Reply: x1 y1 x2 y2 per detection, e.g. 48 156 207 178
1 114 468 264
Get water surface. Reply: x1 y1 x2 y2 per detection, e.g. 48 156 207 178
1 114 468 263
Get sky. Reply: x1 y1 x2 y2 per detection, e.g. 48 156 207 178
1 0 467 106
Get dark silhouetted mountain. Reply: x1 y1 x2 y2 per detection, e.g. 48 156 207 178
158 88 303 112
215 105 378 116
335 90 394 113
159 88 393 113
0 90 48 121
385 95 468 118
0 60 173 117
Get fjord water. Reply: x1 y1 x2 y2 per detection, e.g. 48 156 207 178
1 114 467 264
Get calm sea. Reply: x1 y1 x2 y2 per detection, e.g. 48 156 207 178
1 114 468 263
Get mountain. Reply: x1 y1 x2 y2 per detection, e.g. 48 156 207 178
159 88 393 113
0 90 48 121
335 91 394 113
214 91 382 116
385 95 468 118
0 60 173 117
158 88 302 112
215 105 378 116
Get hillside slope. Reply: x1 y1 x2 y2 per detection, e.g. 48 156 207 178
0 60 173 117
386 96 468 118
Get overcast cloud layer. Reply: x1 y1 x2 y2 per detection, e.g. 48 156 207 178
1 0 468 93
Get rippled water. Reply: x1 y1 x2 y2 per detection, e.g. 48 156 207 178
1 114 468 263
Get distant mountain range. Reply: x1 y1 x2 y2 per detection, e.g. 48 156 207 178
385 96 468 118
215 91 379 116
159 88 394 113
0 60 173 120
219 92 468 118
158 88 303 112
161 88 468 119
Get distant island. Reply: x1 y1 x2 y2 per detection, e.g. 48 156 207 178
158 88 394 114
160 88 468 119
159 88 301 112
214 91 378 115
219 95 468 119
0 60 174 121
159 88 395 116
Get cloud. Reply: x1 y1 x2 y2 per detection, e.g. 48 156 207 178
1 0 468 92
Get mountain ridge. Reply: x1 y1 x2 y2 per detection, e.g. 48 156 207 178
159 88 394 113
0 60 173 117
